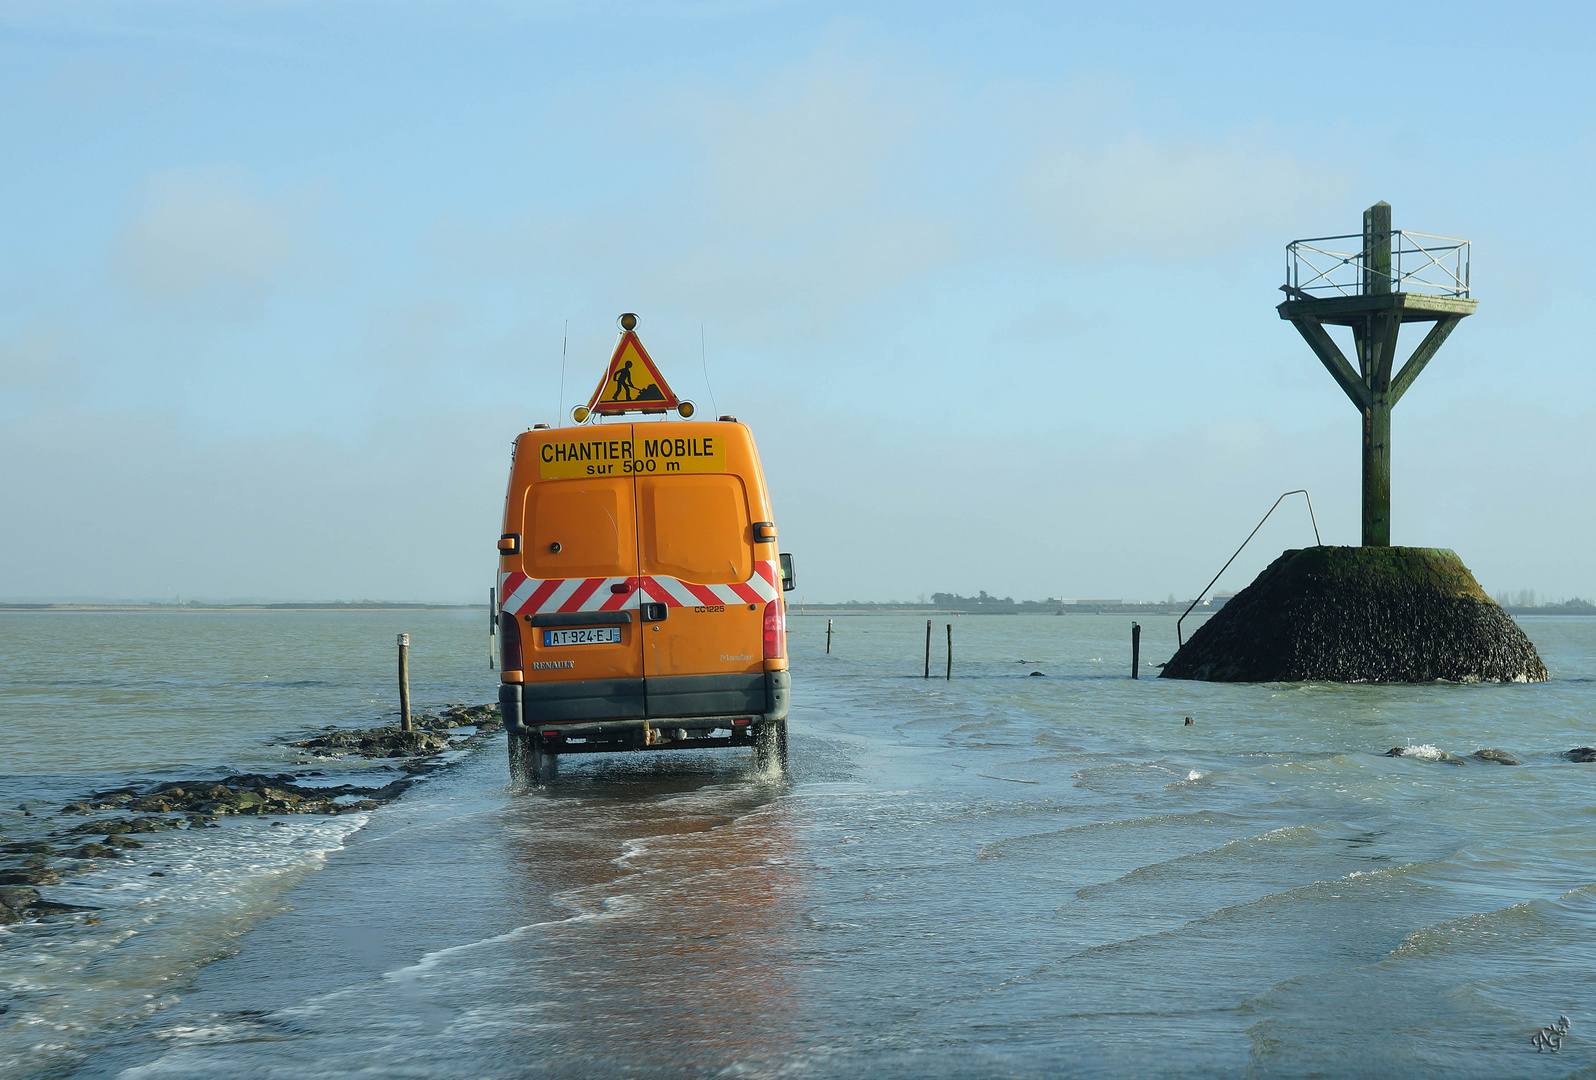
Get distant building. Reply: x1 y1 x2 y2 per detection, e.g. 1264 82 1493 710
1208 593 1236 608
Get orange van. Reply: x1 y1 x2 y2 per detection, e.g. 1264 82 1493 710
495 417 794 781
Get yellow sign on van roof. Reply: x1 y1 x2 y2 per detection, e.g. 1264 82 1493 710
585 328 679 416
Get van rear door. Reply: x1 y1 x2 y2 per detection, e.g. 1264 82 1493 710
507 424 645 721
636 471 767 718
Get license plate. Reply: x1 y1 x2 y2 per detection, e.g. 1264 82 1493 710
542 626 623 647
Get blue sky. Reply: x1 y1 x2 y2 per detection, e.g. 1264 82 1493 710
2 1 1593 603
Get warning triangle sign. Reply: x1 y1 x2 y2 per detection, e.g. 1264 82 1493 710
585 331 679 414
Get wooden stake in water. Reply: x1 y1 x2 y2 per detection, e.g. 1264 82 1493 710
827 619 833 654
924 619 931 678
946 623 953 680
398 633 413 733
1131 621 1141 680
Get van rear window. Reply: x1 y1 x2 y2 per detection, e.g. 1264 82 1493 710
638 475 752 585
526 482 632 579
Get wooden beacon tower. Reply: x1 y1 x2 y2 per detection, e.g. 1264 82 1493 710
1278 203 1476 546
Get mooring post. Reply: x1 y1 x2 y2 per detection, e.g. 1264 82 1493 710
946 623 952 680
924 619 931 678
398 633 412 733
826 618 833 654
1132 621 1141 679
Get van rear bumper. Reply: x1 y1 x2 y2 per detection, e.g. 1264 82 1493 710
500 670 790 733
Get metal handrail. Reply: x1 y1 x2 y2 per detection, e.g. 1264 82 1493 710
1176 490 1321 647
1285 230 1470 299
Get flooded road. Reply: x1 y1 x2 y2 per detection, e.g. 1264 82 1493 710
5 611 1595 1077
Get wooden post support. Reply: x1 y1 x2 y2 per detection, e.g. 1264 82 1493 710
826 619 833 654
1360 201 1395 546
1277 201 1476 549
1363 201 1392 296
945 623 952 681
924 619 931 678
1362 384 1392 546
1131 622 1141 680
398 633 412 733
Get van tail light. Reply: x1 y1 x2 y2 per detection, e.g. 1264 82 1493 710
763 600 786 660
499 612 523 672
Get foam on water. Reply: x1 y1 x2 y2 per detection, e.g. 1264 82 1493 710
0 815 368 1077
1402 743 1448 760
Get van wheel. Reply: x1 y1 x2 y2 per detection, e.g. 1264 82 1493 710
754 719 788 773
508 731 547 786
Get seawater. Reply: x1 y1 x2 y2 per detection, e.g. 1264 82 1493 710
3 610 1595 1078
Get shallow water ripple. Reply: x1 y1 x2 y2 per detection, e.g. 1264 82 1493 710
2 611 1594 1076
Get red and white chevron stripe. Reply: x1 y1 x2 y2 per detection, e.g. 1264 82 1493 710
500 560 780 618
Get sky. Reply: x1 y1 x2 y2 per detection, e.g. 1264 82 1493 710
2 0 1594 604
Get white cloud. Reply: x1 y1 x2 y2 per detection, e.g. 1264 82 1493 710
424 57 959 329
1017 132 1347 257
0 405 513 602
695 65 912 231
0 322 79 405
113 168 302 306
650 64 960 331
429 61 1344 351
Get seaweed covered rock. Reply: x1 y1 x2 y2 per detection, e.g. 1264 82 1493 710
288 705 500 760
1162 546 1547 683
72 777 406 819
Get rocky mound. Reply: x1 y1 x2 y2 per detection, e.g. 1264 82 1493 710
1161 546 1547 683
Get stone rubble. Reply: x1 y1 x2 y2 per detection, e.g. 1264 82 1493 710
0 703 500 926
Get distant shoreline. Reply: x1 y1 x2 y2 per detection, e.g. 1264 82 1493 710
794 605 1596 618
795 604 1198 616
3 602 1588 618
0 603 479 612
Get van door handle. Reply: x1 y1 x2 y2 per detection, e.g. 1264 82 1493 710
640 602 667 622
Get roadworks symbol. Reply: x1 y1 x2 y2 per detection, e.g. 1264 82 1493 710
587 331 678 414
